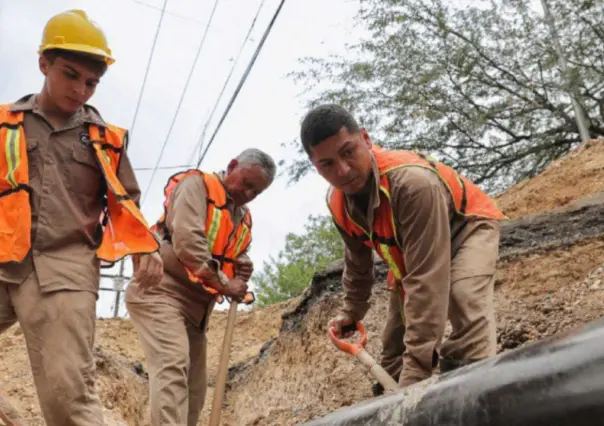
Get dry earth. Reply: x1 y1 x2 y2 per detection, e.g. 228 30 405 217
2 140 604 425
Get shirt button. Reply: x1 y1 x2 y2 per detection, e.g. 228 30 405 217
43 187 51 194
46 158 55 165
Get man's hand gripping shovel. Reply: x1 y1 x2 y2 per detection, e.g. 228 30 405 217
208 262 255 426
328 322 399 393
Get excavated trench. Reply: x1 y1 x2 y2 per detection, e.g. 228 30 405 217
220 194 604 426
277 194 604 344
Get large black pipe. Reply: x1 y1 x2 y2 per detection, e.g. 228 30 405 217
303 317 604 426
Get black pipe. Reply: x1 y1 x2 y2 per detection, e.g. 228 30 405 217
303 317 604 426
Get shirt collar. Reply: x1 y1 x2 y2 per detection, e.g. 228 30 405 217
343 152 381 210
10 94 106 128
215 170 247 220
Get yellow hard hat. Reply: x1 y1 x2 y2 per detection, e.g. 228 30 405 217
38 10 115 65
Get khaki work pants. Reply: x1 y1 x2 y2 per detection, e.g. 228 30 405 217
0 272 102 426
127 300 208 426
380 275 497 379
380 226 499 380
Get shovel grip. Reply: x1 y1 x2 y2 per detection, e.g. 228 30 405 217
328 321 367 356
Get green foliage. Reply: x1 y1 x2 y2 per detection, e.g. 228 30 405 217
253 215 344 307
286 0 604 193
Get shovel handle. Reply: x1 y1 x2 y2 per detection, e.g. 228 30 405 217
328 321 367 356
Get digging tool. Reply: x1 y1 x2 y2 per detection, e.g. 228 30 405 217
0 392 26 426
328 322 399 393
0 410 11 426
208 260 255 426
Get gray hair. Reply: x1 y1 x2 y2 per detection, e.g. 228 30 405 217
235 148 277 182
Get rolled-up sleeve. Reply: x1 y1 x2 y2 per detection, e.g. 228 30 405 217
389 167 451 385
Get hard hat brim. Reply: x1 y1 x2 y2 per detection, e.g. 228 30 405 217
39 43 115 65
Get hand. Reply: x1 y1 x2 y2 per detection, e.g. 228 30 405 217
235 257 254 282
133 252 164 290
328 313 355 338
223 278 248 300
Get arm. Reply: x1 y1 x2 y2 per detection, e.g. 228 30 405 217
164 175 225 292
336 224 376 322
117 148 163 288
389 168 451 386
234 251 253 282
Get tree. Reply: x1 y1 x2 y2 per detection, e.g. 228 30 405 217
253 215 344 307
285 0 604 193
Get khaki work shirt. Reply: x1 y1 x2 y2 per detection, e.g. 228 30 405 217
126 171 249 327
338 154 499 381
0 94 141 294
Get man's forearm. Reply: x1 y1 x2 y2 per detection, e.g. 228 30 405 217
341 278 375 321
338 234 375 321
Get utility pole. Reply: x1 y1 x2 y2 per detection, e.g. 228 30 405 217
540 0 591 142
112 260 127 317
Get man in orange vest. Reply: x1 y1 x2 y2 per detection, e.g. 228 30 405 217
126 148 276 426
300 104 504 394
0 10 163 426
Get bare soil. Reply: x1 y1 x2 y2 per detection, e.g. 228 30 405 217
495 139 604 218
0 300 294 425
3 139 604 425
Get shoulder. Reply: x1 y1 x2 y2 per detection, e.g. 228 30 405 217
386 165 445 196
170 171 208 204
82 104 129 137
177 171 207 191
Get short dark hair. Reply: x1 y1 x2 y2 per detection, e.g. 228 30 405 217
43 48 108 76
300 104 361 156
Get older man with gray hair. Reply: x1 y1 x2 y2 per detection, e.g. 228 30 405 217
126 148 276 426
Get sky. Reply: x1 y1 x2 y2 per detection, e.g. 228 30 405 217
0 0 361 316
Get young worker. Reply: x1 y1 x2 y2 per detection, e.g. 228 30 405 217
300 104 504 394
0 10 163 425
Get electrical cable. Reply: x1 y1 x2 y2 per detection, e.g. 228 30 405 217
140 0 221 207
128 0 169 144
196 0 287 168
189 0 267 163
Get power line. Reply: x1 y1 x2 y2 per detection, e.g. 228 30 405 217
128 0 206 24
196 0 287 168
141 0 221 207
129 0 169 145
189 0 267 163
134 164 194 171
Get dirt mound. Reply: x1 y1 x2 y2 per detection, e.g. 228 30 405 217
215 141 604 425
3 140 604 425
496 139 604 218
0 299 293 425
219 232 604 425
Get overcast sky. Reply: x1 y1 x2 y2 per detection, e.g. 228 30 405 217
0 0 360 316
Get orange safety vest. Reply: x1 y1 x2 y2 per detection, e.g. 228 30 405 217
153 169 252 299
0 105 159 264
328 146 505 291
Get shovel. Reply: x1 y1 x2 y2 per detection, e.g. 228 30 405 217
328 321 399 393
208 290 255 426
0 391 27 426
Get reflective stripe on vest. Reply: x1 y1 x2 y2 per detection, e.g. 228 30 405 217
0 112 31 262
328 146 505 291
153 169 252 300
0 105 159 264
